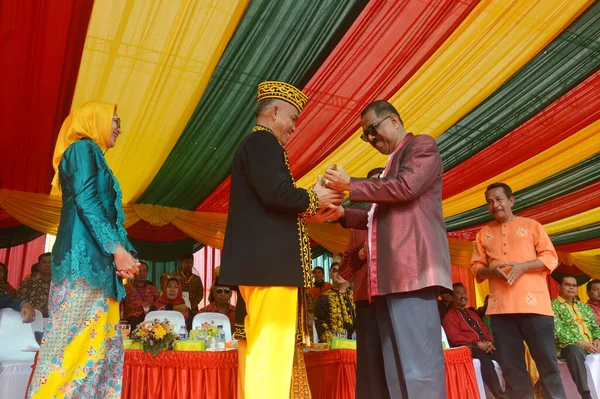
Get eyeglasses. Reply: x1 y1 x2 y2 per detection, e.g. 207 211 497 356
113 117 121 129
562 283 578 288
360 115 392 142
215 288 231 294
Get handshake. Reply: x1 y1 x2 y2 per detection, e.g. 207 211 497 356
308 164 351 223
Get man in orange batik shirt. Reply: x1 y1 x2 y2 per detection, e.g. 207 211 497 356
471 182 566 399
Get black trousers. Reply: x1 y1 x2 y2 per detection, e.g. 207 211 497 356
561 344 591 398
355 288 446 399
470 346 506 398
491 314 566 399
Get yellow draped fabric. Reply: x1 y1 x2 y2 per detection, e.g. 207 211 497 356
117 204 228 249
544 206 600 236
559 252 600 280
0 191 62 235
306 223 352 255
297 0 592 189
71 0 249 202
443 119 600 217
0 191 226 248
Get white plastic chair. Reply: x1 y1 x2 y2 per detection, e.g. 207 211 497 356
144 310 186 331
192 312 232 341
472 358 505 399
0 308 43 399
558 353 600 399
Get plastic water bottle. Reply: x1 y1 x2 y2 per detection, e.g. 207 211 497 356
179 325 188 341
352 331 357 341
215 325 226 351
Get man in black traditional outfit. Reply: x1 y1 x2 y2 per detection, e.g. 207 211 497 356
220 81 344 399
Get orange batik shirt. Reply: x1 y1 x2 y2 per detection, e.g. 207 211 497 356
471 216 559 316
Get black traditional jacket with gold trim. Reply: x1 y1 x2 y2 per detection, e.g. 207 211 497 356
220 125 318 289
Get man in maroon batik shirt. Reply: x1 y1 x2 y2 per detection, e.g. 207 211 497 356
443 282 507 398
325 100 451 399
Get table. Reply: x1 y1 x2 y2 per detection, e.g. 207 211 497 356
122 350 237 399
123 346 480 399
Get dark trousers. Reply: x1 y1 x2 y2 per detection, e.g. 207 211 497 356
470 346 505 398
561 344 591 398
491 314 566 399
355 288 446 399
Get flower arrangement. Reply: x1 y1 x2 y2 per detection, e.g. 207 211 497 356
130 318 179 357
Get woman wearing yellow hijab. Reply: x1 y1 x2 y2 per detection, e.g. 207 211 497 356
27 101 140 399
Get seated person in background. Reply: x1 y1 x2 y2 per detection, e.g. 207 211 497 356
314 264 356 343
0 290 35 323
443 283 506 399
586 279 600 326
152 277 190 321
198 271 236 330
178 254 203 317
122 262 160 328
437 287 454 321
552 275 600 399
0 262 16 296
18 253 52 317
308 266 333 297
307 265 334 321
21 263 39 285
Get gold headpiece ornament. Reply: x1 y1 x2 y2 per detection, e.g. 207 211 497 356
257 81 307 112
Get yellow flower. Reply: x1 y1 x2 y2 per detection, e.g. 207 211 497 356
153 325 167 339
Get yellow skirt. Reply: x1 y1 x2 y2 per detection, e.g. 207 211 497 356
27 279 123 399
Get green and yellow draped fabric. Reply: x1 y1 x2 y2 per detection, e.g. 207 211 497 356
1 0 599 277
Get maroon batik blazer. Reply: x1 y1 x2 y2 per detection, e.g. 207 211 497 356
341 133 451 299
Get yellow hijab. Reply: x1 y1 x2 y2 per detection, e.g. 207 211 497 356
51 101 117 192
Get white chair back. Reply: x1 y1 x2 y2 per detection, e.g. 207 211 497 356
0 308 40 399
192 312 232 341
30 309 43 333
144 310 186 331
559 353 600 399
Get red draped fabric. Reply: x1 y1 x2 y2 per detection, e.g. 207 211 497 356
443 70 600 199
122 350 237 399
127 220 190 242
555 238 600 253
448 180 600 241
0 0 93 194
547 275 560 300
444 347 480 399
197 0 479 212
0 234 45 288
304 349 356 399
0 210 21 229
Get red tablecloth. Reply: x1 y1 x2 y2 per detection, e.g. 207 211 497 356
123 350 237 399
304 349 356 399
122 347 480 399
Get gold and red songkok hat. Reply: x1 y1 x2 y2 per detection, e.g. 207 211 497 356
257 81 308 113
